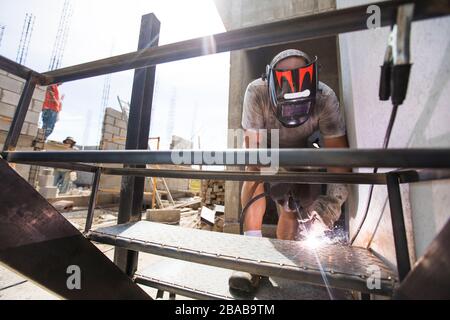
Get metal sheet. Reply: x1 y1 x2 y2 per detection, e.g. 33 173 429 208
134 257 352 300
4 148 450 168
394 219 450 300
88 221 397 295
0 159 150 299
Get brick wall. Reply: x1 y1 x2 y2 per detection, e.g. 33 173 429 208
0 68 46 179
99 107 127 150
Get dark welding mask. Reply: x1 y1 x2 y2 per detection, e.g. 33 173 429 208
265 50 318 128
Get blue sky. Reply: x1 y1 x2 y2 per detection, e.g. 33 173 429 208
0 0 229 149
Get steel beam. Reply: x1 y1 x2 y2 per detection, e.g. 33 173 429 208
4 148 450 168
386 173 411 281
101 167 387 185
397 169 450 184
0 55 46 82
11 161 98 172
114 13 160 276
2 76 37 151
39 0 450 85
84 168 101 233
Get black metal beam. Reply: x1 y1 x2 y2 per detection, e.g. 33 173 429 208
4 148 450 168
2 76 37 151
11 161 98 172
0 55 47 82
397 169 450 184
101 167 387 185
114 13 160 276
84 168 101 233
39 0 450 85
386 173 411 281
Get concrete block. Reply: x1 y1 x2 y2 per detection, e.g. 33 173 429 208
41 168 54 175
7 73 25 82
0 69 7 75
1 90 20 106
318 0 335 11
106 107 123 119
120 128 127 137
0 102 16 118
27 124 38 137
31 99 44 112
32 88 46 102
1 118 13 131
25 110 39 124
0 74 23 93
102 132 113 142
146 209 181 224
39 174 54 187
20 123 29 135
115 119 127 129
103 142 117 150
39 186 58 198
105 115 114 125
104 124 120 136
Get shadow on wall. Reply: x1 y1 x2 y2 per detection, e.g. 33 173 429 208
406 38 450 254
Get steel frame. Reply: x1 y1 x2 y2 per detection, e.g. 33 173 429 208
1 0 450 295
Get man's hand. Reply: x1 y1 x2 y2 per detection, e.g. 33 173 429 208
306 183 349 232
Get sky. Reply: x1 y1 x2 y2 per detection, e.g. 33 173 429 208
0 0 230 149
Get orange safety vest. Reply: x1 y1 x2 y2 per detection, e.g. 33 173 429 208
42 84 62 112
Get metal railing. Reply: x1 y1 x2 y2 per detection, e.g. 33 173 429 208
1 0 450 287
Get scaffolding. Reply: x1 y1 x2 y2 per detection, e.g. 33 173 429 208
1 0 450 299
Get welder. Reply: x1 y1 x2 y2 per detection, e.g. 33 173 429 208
229 49 350 293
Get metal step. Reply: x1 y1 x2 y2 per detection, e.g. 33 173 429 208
87 221 397 295
134 257 353 300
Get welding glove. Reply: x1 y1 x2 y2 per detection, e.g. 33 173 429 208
307 183 348 230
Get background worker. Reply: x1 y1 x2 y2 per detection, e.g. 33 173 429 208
42 83 64 140
54 136 78 194
229 49 350 293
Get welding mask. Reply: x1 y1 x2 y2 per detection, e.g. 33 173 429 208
266 52 318 128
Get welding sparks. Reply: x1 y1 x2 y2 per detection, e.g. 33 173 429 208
304 235 324 249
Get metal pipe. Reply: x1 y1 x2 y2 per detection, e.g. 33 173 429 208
39 0 450 85
12 161 98 172
84 168 101 233
114 13 160 276
2 76 37 151
397 169 450 184
386 173 411 281
101 167 387 185
4 148 450 168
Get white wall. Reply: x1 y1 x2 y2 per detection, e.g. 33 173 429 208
337 0 450 264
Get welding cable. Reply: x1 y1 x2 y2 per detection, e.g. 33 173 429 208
239 192 269 235
350 104 399 245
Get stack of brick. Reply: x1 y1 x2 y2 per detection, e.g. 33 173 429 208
201 179 225 207
99 107 127 150
0 69 46 180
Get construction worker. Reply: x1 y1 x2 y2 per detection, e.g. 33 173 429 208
42 83 64 140
229 49 350 293
54 136 78 194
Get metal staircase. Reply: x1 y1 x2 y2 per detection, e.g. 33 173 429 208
1 0 450 300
